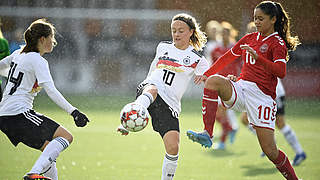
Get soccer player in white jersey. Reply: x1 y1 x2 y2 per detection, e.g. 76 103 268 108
0 19 89 180
186 1 301 179
118 13 209 180
241 78 306 165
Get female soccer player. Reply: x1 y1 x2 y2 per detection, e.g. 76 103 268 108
0 19 89 180
118 13 209 180
242 21 306 166
186 1 301 179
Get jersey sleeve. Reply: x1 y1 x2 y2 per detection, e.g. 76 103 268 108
0 50 19 76
40 81 76 114
147 42 162 77
32 56 54 84
230 33 250 56
194 56 209 75
272 40 287 63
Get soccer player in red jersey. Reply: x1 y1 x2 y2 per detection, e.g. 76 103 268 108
187 1 301 179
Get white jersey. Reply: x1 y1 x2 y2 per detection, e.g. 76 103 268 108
276 78 285 98
0 49 75 116
145 41 209 114
204 40 222 65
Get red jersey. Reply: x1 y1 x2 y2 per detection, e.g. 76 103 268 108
210 44 241 77
205 32 287 99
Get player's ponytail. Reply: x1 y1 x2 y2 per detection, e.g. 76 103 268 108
256 1 300 51
22 18 57 53
172 13 207 51
274 2 300 51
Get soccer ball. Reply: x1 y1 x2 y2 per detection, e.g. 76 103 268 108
120 103 150 132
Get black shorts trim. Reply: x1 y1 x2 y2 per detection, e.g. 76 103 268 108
0 110 60 149
276 96 285 116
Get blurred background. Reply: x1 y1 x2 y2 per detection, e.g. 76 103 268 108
0 0 319 98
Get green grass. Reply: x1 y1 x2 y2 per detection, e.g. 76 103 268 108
0 95 319 180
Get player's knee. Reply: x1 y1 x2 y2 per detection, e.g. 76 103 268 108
166 142 179 155
205 75 226 90
64 133 73 144
145 86 158 100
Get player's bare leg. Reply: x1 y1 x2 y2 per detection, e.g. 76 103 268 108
256 127 299 180
162 130 179 180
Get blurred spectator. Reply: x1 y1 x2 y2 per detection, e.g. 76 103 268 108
204 20 222 64
9 28 24 54
246 21 256 34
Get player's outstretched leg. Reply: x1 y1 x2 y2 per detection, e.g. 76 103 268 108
23 173 52 180
186 130 213 148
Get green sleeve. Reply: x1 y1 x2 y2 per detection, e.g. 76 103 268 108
0 38 10 60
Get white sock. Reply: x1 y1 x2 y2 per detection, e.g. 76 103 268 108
161 153 178 180
280 125 304 154
30 137 69 174
42 161 58 180
226 110 239 130
134 92 154 108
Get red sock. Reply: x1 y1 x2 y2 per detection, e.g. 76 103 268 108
202 88 218 137
272 150 299 180
219 116 232 142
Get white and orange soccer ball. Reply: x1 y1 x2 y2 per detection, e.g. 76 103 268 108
120 103 150 132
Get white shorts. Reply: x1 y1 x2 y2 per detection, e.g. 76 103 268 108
221 79 277 130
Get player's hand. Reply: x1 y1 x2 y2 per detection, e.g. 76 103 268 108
201 75 208 83
71 109 89 127
117 125 129 136
240 44 258 59
227 74 237 82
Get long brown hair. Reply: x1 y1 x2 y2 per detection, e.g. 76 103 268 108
172 13 207 51
22 18 56 53
256 1 300 51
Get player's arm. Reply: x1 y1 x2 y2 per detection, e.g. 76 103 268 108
0 50 16 76
240 44 287 78
204 49 240 77
40 81 89 127
194 56 209 84
203 35 248 77
34 58 89 127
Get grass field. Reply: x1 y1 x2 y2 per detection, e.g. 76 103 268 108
0 94 319 180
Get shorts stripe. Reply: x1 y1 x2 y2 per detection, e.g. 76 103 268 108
23 112 43 126
203 97 218 102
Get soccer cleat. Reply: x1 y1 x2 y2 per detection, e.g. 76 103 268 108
292 152 306 166
23 173 52 180
215 142 225 150
186 130 213 148
228 129 238 144
117 125 129 136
